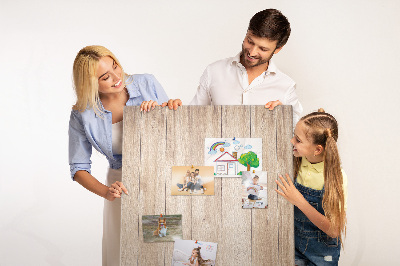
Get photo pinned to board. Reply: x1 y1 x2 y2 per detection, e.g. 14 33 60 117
172 239 218 266
242 171 268 209
142 214 183 243
172 166 215 195
205 138 262 177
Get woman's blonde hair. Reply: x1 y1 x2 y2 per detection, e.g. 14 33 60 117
294 108 347 245
72 45 124 116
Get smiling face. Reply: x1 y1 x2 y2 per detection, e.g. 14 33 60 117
96 56 124 95
291 121 324 163
252 177 259 185
191 250 198 257
240 31 282 69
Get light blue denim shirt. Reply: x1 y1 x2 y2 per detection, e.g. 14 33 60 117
68 74 169 180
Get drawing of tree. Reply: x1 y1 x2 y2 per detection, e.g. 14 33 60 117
238 151 259 171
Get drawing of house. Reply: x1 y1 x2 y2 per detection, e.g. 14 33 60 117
214 152 238 175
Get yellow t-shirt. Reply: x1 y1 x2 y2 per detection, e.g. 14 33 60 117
296 157 348 211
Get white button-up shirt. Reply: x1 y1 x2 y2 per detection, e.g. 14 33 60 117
190 53 303 124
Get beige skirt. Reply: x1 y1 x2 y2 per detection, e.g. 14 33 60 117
102 167 122 266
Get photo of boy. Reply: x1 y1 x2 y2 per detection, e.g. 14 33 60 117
242 171 267 208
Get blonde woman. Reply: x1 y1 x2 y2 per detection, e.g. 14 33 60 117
69 45 181 265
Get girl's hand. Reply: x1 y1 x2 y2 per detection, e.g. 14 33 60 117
275 174 306 206
105 181 129 201
140 100 159 112
161 99 182 110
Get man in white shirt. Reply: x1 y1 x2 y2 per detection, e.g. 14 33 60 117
190 9 302 123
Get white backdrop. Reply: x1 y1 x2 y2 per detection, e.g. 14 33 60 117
1 0 399 265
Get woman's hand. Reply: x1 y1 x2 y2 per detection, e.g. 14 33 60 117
140 100 159 112
275 174 306 207
105 181 129 201
161 99 182 110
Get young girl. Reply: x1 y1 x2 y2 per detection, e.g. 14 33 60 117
184 247 210 266
177 170 191 191
275 108 347 265
187 172 196 194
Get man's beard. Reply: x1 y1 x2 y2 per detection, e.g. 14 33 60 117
241 46 275 68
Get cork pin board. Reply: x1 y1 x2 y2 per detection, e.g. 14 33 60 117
121 105 294 265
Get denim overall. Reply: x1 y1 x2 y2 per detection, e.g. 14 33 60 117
294 182 341 266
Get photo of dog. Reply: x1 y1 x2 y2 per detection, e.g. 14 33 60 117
153 214 168 237
142 214 182 243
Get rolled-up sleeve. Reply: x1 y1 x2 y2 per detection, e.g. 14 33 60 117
68 110 92 180
190 67 211 105
148 74 169 104
283 83 303 126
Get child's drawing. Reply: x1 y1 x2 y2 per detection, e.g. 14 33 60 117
242 171 268 209
205 138 262 177
172 239 217 266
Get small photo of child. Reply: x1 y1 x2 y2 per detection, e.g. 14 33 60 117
142 214 183 243
241 171 268 209
172 239 218 266
172 166 215 196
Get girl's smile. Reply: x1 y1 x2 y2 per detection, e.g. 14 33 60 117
291 121 324 163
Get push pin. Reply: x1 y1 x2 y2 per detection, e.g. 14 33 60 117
253 170 255 173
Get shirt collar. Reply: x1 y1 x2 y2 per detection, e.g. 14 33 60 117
125 74 142 98
301 157 324 173
231 52 242 64
231 52 277 74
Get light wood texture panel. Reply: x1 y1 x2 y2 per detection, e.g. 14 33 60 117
250 106 279 265
276 106 295 266
121 105 294 266
218 106 252 265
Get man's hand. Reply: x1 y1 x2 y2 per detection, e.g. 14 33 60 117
265 100 282 110
161 99 182 110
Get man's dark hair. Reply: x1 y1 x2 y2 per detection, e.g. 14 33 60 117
248 9 291 49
